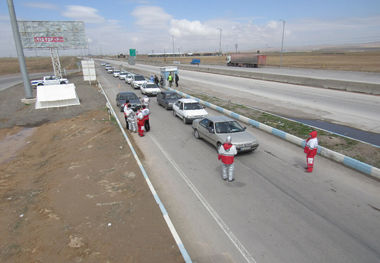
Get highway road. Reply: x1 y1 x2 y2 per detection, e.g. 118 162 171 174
102 60 380 134
184 64 380 84
97 64 380 263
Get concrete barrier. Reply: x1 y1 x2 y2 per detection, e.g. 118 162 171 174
35 83 80 109
177 65 380 95
166 87 380 180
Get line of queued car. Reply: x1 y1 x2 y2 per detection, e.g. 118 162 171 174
101 61 259 153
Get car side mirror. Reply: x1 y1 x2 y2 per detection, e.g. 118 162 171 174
243 127 247 131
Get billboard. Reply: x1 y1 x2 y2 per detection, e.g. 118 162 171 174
18 21 87 49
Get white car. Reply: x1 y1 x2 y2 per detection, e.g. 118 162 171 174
140 82 161 96
113 70 121 77
173 98 208 124
119 71 128 80
131 74 147 89
125 73 134 84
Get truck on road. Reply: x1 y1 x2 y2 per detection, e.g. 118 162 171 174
226 53 266 68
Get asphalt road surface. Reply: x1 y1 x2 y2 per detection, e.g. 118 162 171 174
185 64 380 84
102 60 380 135
97 64 380 263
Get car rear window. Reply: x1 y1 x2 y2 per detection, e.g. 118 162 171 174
134 76 145 81
215 121 244 133
184 102 203 110
146 84 158 89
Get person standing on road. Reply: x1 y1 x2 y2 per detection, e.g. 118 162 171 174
125 104 134 132
175 73 179 87
137 109 145 137
154 75 159 86
123 100 129 129
130 108 138 133
304 131 318 172
167 74 173 87
141 105 150 132
142 95 150 109
218 136 237 182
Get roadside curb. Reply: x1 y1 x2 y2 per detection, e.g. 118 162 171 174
98 81 192 263
166 87 380 181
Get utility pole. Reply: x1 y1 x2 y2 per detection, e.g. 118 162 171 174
280 19 286 68
7 0 33 99
171 35 175 54
217 28 222 55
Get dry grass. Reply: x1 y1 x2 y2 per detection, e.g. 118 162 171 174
0 56 79 76
135 51 380 72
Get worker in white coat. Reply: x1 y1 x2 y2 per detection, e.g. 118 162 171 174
142 95 150 109
218 136 237 182
125 104 137 132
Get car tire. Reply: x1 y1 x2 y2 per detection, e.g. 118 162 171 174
194 129 200 139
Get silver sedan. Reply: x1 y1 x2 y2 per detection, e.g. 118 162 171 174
192 115 259 152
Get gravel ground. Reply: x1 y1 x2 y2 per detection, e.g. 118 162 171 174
0 73 183 262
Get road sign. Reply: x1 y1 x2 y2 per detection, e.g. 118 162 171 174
129 49 136 57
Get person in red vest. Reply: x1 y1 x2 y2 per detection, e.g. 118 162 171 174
137 109 145 137
218 136 237 182
304 131 318 172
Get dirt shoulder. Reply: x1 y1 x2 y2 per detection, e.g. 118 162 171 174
0 74 183 262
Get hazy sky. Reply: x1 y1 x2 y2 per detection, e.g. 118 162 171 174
1 0 380 56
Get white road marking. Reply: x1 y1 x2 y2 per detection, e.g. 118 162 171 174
150 135 257 263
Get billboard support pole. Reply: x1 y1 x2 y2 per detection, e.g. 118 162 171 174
50 48 62 78
7 0 33 99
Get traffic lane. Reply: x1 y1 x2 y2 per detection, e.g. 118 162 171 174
0 72 51 92
173 69 380 133
153 106 380 263
185 64 380 84
117 62 380 133
98 63 380 263
96 67 249 262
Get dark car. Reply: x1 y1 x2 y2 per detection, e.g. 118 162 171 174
156 91 182 110
116 92 141 112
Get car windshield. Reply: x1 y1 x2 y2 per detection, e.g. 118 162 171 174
215 121 244 133
146 84 158 89
166 94 181 99
135 76 145 81
114 70 120 73
184 102 203 110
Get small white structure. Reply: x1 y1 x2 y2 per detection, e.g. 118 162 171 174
35 83 80 109
81 60 96 81
160 66 178 87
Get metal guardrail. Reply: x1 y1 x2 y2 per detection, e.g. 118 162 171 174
166 87 380 180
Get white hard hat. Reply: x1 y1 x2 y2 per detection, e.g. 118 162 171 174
226 136 232 143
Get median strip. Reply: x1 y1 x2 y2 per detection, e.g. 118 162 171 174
166 87 380 180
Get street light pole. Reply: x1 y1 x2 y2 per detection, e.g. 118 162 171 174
171 35 175 54
7 0 33 99
280 19 286 68
217 28 222 55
